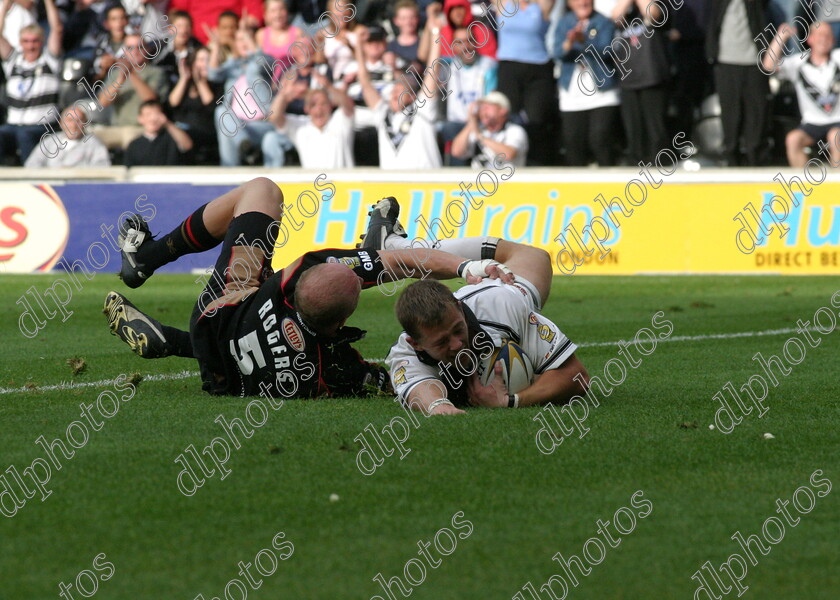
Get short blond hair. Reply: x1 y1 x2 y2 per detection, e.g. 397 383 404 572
304 88 329 107
19 24 45 42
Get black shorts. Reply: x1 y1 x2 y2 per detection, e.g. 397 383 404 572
195 211 277 316
798 122 840 143
189 211 277 395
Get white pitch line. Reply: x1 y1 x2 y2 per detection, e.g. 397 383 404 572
574 325 821 349
0 326 821 396
0 370 198 396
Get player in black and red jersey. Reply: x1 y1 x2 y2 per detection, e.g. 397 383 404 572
103 177 511 399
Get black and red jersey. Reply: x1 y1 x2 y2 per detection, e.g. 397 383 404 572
192 248 389 398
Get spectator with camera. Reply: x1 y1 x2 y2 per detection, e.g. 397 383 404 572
451 91 528 167
439 26 497 164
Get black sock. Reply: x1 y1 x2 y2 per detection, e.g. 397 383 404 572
138 204 221 270
160 325 195 358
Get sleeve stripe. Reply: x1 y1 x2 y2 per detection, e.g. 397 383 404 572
478 319 520 344
535 339 575 374
457 286 495 302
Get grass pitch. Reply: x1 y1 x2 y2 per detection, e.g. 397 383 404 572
0 273 838 599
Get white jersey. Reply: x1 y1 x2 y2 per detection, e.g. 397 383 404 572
374 96 442 170
386 278 577 405
282 109 355 169
779 49 840 126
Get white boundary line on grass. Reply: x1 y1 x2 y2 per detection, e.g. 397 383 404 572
575 325 820 348
0 370 197 395
0 326 821 396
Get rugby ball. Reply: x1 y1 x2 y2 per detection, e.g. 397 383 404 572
480 339 534 393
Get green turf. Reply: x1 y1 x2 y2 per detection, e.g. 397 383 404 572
0 274 838 599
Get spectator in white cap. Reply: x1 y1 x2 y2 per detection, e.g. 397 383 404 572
451 90 528 168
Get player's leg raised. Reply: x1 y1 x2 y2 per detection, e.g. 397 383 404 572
493 240 553 305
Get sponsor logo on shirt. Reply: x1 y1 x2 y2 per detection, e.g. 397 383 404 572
358 250 374 271
282 317 305 352
538 324 556 343
529 312 556 342
326 255 362 269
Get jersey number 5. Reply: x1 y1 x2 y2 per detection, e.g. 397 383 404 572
230 331 266 375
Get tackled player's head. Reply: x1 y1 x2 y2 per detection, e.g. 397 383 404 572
295 263 363 337
397 280 468 363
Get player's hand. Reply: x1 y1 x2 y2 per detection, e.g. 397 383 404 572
466 366 507 408
485 261 514 283
458 259 514 284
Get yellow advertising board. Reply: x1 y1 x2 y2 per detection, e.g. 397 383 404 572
270 177 840 275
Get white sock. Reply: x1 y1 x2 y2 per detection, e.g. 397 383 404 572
384 235 499 260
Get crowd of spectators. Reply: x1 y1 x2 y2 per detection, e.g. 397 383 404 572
0 0 835 169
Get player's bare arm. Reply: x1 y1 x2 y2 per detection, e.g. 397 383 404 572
378 249 514 284
404 379 465 416
468 355 590 408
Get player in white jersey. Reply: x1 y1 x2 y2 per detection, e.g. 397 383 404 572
763 22 840 167
359 198 590 416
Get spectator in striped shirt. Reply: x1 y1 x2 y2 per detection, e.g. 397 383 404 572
0 0 63 164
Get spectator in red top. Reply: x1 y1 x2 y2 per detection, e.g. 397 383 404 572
168 0 264 45
419 0 497 63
